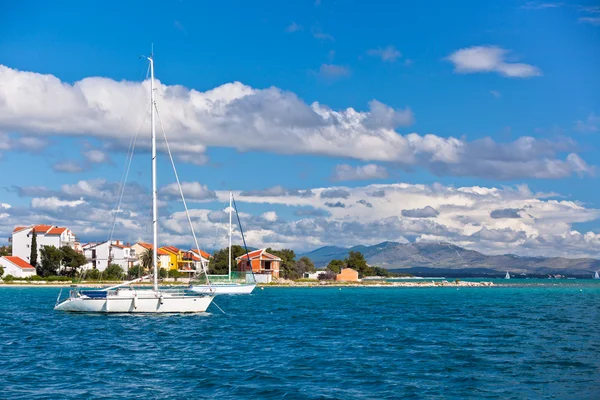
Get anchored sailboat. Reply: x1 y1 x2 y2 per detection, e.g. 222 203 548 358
505 271 511 279
55 52 214 313
190 191 256 295
594 271 599 280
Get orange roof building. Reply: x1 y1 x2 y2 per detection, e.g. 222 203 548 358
235 249 282 278
0 256 37 278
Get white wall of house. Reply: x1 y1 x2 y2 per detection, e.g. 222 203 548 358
0 257 37 278
83 241 134 272
11 226 78 264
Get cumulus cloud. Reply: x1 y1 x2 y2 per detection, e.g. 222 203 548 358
320 188 351 199
332 164 388 181
520 2 563 10
240 186 313 198
161 182 217 202
490 208 522 219
83 149 110 164
261 211 278 222
401 206 440 218
367 45 401 62
578 17 600 25
4 179 600 258
446 46 541 78
0 65 592 180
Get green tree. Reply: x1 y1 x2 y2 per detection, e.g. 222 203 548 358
60 246 87 277
86 269 101 280
0 245 12 257
159 268 168 278
140 248 153 272
345 251 373 277
128 265 144 279
326 259 345 274
39 245 63 277
30 230 37 268
208 245 246 275
298 256 316 273
0 265 4 278
105 264 124 280
267 248 298 279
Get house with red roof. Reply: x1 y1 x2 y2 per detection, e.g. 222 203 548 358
10 225 79 265
235 249 282 278
0 256 37 278
189 249 212 272
82 240 136 272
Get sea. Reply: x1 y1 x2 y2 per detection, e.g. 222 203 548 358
1 280 599 399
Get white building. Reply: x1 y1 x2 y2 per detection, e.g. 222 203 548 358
11 225 79 263
189 249 212 272
303 271 329 280
83 240 136 272
0 256 37 278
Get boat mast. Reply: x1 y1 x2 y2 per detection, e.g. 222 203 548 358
149 52 159 292
228 190 232 282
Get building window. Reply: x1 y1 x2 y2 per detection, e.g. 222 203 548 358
264 261 271 270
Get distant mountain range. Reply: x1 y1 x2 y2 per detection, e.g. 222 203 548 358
300 242 600 278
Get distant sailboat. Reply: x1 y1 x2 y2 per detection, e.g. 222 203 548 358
505 271 511 279
594 271 599 280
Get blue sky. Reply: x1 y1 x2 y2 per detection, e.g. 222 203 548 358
1 0 599 256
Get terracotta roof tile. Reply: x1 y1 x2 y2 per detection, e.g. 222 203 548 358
47 227 68 235
3 256 36 270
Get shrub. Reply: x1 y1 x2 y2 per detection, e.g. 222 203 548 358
168 269 183 280
318 271 337 281
85 269 101 280
159 268 168 279
105 264 125 280
27 275 44 281
3 274 15 282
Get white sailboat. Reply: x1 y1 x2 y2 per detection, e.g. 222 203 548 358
190 191 256 295
505 271 511 279
55 53 214 313
594 271 599 280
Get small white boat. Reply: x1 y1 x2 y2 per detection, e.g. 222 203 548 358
55 52 214 313
594 271 599 280
505 271 511 279
190 191 256 295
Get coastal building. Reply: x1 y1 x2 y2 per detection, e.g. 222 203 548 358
82 240 136 272
336 268 359 282
189 249 212 272
131 242 173 271
10 225 79 263
236 249 282 278
0 256 37 278
303 271 328 280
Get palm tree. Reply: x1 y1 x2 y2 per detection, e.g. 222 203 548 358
140 248 153 273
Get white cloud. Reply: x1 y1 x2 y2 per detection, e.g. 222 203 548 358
574 113 600 133
52 161 85 173
161 182 217 202
0 64 591 180
318 64 350 78
286 22 303 32
490 90 501 98
367 45 402 62
447 46 541 78
578 17 600 25
520 2 563 10
31 196 85 209
261 211 278 222
1 203 10 209
5 179 600 258
83 149 110 164
332 164 388 181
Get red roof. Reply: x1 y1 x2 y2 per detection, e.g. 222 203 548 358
161 245 180 254
235 249 282 261
13 226 27 233
3 256 36 270
33 225 53 233
137 242 153 250
158 249 169 256
191 249 211 259
47 227 67 235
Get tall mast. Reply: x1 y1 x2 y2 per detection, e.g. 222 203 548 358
149 53 158 292
228 190 232 282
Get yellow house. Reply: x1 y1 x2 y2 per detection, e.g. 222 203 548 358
159 246 195 271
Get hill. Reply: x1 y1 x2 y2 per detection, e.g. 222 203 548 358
300 242 600 278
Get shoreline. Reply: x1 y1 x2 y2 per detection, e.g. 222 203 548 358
0 280 496 288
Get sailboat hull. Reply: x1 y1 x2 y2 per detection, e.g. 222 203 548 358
190 283 256 295
54 290 213 313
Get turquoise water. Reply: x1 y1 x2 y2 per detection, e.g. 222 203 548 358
1 283 599 399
